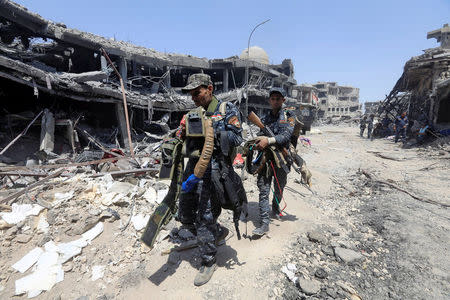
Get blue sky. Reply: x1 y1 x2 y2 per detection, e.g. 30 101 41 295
15 0 450 102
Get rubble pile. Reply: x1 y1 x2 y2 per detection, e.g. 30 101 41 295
314 115 359 127
376 24 450 141
0 153 175 298
272 164 449 300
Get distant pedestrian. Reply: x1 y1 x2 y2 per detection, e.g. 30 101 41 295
381 115 391 136
394 112 408 143
359 115 367 137
367 114 374 140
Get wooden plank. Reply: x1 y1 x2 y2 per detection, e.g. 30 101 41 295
1 168 65 204
90 167 158 178
0 172 50 177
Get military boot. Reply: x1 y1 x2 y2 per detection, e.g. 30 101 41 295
215 225 229 246
272 203 282 220
194 263 217 286
252 224 269 237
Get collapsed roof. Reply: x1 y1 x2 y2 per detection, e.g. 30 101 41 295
377 25 450 128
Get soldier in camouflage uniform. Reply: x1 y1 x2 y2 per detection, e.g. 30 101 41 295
178 73 243 286
252 87 294 236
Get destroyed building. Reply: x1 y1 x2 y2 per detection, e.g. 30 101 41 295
311 82 361 119
378 24 450 131
0 1 297 163
291 84 319 105
364 101 381 115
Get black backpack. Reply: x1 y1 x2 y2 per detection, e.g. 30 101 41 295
211 161 248 240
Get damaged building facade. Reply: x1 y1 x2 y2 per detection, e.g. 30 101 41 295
364 101 381 115
0 1 298 163
378 24 450 131
311 82 361 119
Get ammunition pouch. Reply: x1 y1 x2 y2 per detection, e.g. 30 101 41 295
186 107 206 137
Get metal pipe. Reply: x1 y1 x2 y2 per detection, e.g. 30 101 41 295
100 48 135 157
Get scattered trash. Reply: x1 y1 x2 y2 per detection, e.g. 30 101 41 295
53 191 75 206
12 223 104 298
281 263 298 283
36 215 49 233
0 204 44 225
12 247 44 274
15 250 64 298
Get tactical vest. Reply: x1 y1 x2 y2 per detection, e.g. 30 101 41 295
181 97 228 158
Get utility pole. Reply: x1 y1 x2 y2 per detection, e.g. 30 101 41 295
244 19 270 122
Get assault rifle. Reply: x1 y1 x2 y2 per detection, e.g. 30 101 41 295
247 111 305 175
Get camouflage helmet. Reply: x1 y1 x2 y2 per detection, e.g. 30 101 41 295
269 87 286 98
181 73 213 92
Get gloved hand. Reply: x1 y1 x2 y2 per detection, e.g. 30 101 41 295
182 174 201 192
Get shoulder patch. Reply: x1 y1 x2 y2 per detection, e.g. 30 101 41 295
228 115 241 128
287 117 295 126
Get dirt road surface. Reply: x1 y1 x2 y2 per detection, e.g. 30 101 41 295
1 125 448 300
122 125 449 300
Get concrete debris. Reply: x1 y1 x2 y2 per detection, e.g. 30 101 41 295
307 230 328 244
0 204 44 225
375 24 450 143
297 278 321 295
131 214 150 231
281 264 298 283
91 265 106 281
142 186 157 204
15 233 32 244
53 191 75 206
0 2 447 300
333 247 364 264
12 247 44 273
11 223 104 298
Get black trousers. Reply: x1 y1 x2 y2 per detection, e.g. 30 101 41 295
178 159 221 266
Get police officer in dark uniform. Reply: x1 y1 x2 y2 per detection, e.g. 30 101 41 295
178 73 243 286
252 87 294 236
367 114 375 139
360 115 367 137
394 111 408 143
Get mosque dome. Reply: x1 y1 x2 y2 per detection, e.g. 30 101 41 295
239 46 269 64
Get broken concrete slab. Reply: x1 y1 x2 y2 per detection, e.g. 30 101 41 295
333 247 363 264
297 278 321 295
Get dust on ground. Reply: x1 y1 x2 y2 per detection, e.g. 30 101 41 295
1 125 449 300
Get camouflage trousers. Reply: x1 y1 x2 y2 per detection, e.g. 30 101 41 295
256 166 288 226
178 160 221 267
